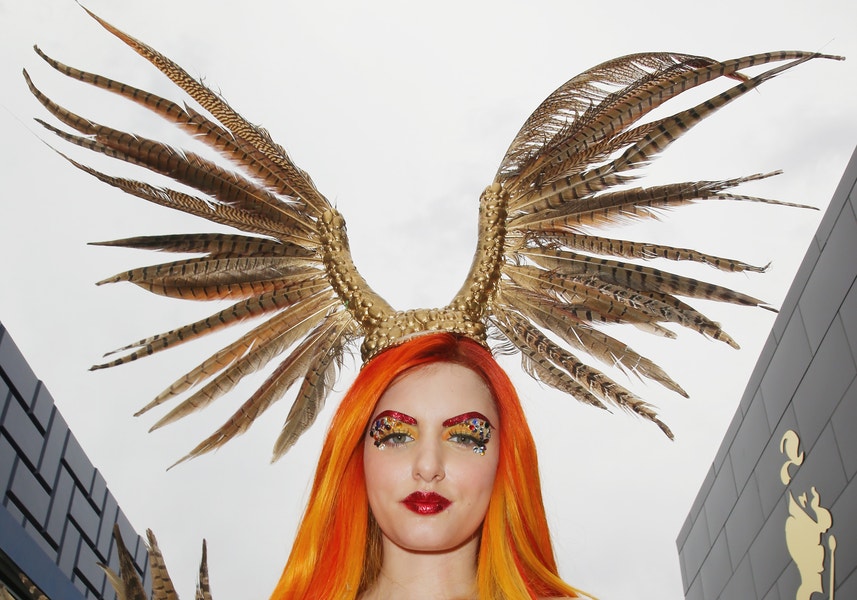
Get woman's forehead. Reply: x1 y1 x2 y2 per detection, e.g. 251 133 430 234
374 362 497 422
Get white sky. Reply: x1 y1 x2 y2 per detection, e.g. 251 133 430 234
1 1 855 598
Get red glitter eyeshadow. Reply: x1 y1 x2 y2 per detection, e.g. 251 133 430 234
373 410 417 425
442 411 492 427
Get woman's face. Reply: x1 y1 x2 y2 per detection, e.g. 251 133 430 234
363 362 500 554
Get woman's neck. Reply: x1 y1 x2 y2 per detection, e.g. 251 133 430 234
360 535 480 600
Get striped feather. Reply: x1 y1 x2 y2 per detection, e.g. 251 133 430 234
503 265 667 326
496 286 687 396
519 57 813 215
80 6 331 217
508 173 795 231
195 540 212 600
272 312 355 459
504 53 828 194
493 306 674 438
527 231 768 273
90 234 314 259
93 283 331 369
144 293 339 423
490 311 608 411
172 311 353 466
57 153 301 240
99 525 148 600
96 258 322 300
32 45 319 224
521 246 772 308
146 530 179 600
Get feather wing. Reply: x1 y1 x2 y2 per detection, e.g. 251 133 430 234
271 311 355 459
25 9 386 459
146 294 339 427
480 50 841 437
172 310 353 466
78 6 329 217
492 304 674 438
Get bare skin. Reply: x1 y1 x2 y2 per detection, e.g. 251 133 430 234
358 364 578 600
359 534 480 599
360 364 497 600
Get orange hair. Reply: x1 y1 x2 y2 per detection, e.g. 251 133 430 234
270 333 584 599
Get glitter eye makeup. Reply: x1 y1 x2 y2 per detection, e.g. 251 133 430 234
368 410 418 449
442 412 493 455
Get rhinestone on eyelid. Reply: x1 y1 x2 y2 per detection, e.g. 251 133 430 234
369 416 396 446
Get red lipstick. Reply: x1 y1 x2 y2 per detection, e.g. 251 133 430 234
402 491 451 515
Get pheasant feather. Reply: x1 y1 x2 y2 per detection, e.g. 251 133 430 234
146 294 339 426
90 234 315 259
173 310 352 466
101 526 210 600
100 528 148 600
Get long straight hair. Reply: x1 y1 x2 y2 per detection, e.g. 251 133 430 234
270 333 584 599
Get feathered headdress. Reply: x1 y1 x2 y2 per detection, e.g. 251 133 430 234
24 7 841 465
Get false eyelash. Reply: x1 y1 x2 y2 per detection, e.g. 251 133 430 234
373 430 415 449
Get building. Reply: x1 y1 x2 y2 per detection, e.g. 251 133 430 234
678 146 857 598
0 322 150 599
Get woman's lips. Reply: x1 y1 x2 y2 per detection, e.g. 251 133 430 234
402 491 451 515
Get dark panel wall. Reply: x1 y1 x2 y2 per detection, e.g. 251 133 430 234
0 322 150 599
678 146 857 599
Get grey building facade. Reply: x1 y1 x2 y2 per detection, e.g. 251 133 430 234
0 322 150 599
678 146 857 599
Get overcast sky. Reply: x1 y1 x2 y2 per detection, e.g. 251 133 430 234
1 1 855 598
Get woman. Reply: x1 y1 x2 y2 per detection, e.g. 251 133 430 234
272 333 587 599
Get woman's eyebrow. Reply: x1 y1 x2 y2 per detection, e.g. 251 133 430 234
373 410 417 425
442 412 493 427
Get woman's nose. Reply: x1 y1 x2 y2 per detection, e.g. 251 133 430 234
412 439 445 482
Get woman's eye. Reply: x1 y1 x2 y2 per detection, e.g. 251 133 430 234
368 414 417 449
375 432 414 449
448 434 480 448
444 418 492 455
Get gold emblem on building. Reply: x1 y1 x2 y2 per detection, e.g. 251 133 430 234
780 430 837 600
